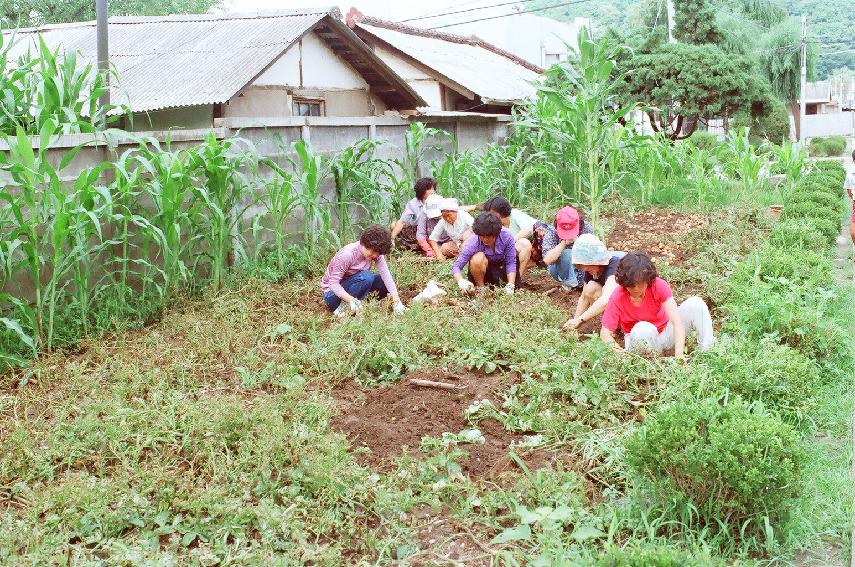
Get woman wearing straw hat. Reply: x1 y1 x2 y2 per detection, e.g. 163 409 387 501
561 234 625 331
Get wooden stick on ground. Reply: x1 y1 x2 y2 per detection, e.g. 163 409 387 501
407 378 467 390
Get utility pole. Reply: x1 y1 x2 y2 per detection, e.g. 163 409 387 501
96 0 110 128
666 0 676 44
799 15 807 143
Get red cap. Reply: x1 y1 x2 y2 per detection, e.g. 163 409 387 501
555 206 580 240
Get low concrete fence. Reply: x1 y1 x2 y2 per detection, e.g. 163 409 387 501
803 112 855 139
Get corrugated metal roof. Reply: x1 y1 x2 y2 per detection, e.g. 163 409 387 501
356 21 541 106
4 9 333 113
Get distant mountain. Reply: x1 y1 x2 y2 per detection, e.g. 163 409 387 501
529 0 853 78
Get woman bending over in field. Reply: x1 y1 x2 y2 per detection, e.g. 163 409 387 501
600 252 714 359
321 225 407 318
561 234 625 331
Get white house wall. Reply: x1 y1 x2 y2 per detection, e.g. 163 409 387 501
255 32 369 89
224 31 382 118
367 44 443 108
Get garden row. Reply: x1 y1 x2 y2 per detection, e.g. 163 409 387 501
623 160 853 559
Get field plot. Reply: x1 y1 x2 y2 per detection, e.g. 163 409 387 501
3 194 851 566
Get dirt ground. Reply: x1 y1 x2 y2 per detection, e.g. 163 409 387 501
331 368 552 480
605 209 709 266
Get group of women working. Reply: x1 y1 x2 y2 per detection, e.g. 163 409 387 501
322 177 715 359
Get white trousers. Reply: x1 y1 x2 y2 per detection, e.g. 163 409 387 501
624 296 715 353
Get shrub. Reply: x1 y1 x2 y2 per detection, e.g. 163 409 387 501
770 219 833 252
724 283 852 375
625 397 805 536
787 190 842 213
728 243 831 293
731 102 790 145
808 136 847 157
686 131 720 152
685 336 820 425
594 543 723 567
809 160 846 182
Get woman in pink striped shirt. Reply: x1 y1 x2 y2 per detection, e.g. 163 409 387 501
321 225 407 318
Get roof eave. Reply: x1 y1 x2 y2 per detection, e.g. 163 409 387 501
322 16 426 109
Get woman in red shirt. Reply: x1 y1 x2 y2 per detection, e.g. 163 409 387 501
600 252 714 359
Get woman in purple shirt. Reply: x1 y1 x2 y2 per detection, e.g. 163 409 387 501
452 212 518 296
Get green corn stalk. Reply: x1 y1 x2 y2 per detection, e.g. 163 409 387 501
188 133 261 290
290 140 336 261
256 158 298 272
132 136 201 297
329 138 387 242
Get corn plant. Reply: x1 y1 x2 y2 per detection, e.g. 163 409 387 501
253 159 299 273
131 137 201 297
0 34 124 135
518 28 636 228
329 138 390 241
289 139 337 261
719 127 768 194
188 133 261 290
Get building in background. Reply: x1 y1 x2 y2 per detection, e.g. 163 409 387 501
393 3 591 69
5 8 425 130
347 9 542 114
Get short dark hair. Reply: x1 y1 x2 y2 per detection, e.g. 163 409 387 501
360 224 392 255
414 177 437 201
472 211 502 237
483 195 512 218
851 149 855 160
615 252 658 288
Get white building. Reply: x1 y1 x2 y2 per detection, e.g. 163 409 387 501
5 8 425 130
390 3 591 69
347 9 542 113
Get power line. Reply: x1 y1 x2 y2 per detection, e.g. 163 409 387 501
426 0 595 30
400 0 536 23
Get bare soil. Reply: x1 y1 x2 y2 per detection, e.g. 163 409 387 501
330 368 552 480
606 209 709 267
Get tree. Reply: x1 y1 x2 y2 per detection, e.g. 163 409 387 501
672 0 721 44
757 19 816 140
625 43 771 139
0 0 223 27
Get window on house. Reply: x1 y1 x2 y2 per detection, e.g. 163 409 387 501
544 53 563 67
292 98 323 117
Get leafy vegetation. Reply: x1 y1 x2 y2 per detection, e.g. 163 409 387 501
0 29 852 566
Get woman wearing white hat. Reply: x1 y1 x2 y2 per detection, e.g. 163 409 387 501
561 234 625 331
428 198 474 260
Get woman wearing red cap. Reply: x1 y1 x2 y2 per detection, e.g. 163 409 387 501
540 206 594 291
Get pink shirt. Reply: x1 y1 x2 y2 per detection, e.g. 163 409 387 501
602 277 673 334
321 242 399 298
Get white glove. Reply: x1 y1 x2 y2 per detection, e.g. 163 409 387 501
348 298 362 313
458 279 474 293
504 282 515 295
392 301 407 315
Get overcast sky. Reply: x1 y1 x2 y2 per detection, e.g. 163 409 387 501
222 0 522 24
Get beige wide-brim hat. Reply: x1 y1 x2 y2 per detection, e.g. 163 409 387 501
571 233 612 265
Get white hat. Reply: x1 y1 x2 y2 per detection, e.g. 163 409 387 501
439 198 459 212
424 193 444 219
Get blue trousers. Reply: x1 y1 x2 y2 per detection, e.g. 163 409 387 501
323 270 388 310
547 248 584 289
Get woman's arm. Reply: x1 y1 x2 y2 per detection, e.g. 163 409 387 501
429 239 445 260
542 240 567 266
600 327 622 351
663 297 685 358
390 220 405 240
515 226 534 241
